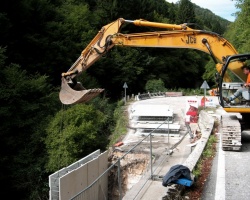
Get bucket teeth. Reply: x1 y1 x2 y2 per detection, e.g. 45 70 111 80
59 78 104 105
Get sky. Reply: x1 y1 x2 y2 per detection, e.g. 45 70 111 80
166 0 238 22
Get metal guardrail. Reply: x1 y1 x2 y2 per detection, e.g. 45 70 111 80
137 92 183 100
138 92 166 100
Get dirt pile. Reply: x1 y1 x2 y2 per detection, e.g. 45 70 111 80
108 151 149 199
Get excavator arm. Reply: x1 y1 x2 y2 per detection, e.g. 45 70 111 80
59 18 124 104
60 18 243 105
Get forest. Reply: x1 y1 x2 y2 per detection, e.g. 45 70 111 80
0 0 250 199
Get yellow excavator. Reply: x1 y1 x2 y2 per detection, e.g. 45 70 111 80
59 18 250 151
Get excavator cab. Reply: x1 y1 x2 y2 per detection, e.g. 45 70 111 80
219 53 250 108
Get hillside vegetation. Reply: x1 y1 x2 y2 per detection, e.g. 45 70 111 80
1 0 249 199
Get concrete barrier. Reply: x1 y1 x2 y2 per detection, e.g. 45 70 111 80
162 110 215 199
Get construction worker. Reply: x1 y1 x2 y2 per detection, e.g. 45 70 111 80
223 65 250 103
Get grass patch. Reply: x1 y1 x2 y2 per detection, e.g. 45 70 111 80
192 130 218 179
202 135 217 157
108 100 129 146
192 105 219 177
187 134 218 199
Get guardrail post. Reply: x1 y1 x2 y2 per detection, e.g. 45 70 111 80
118 159 122 200
168 117 170 144
150 133 153 179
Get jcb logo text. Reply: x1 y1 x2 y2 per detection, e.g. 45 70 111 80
186 36 196 44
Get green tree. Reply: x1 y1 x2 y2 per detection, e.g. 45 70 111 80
145 79 166 92
96 0 169 23
176 0 196 24
168 3 177 23
0 0 98 85
0 47 59 199
202 59 218 86
45 104 108 171
224 0 250 53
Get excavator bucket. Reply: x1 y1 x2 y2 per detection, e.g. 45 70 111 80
59 77 104 105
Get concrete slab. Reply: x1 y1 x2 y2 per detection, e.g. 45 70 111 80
122 96 221 199
130 104 173 117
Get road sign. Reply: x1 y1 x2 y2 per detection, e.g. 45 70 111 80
123 82 128 104
200 80 210 108
200 81 210 89
123 82 128 88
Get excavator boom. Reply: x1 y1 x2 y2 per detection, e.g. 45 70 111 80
60 18 243 105
59 18 250 152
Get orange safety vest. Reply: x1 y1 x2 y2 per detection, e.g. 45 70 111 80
247 73 250 84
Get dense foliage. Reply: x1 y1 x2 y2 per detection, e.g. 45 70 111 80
224 0 250 53
1 0 248 199
0 47 59 199
45 104 109 171
145 79 166 92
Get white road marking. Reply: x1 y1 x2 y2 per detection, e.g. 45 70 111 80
215 132 226 200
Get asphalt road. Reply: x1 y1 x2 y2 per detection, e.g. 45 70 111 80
202 114 250 200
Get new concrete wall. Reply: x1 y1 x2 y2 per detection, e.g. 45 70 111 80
49 150 108 200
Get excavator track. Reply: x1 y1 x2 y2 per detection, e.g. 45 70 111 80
221 115 242 151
